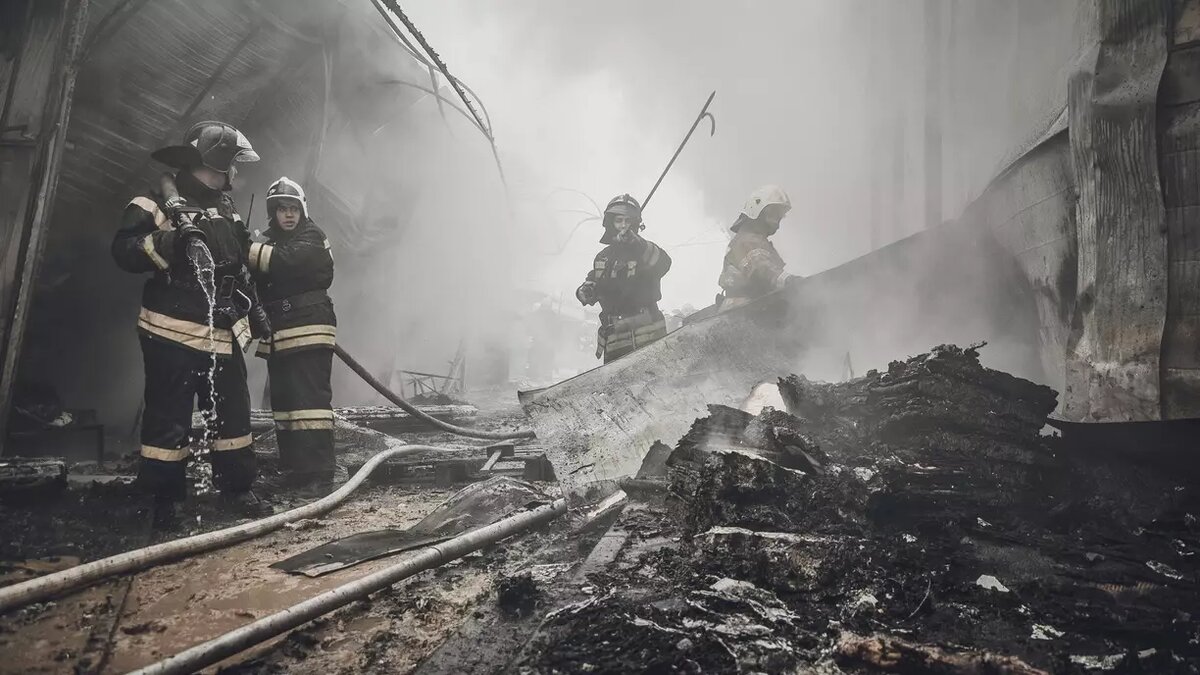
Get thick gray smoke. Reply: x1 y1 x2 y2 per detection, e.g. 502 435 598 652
294 0 1083 394
10 0 1091 436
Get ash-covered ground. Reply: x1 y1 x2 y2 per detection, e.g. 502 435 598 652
510 345 1200 674
1 346 1197 674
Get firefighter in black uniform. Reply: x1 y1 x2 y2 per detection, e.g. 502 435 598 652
111 121 272 520
249 177 337 491
576 194 672 363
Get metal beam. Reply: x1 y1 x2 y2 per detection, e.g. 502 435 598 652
0 0 89 453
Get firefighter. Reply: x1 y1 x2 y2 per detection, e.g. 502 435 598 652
576 194 672 363
111 121 272 521
717 184 800 310
249 177 337 492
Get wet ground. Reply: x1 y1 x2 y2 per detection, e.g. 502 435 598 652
0 402 559 674
2 356 1199 673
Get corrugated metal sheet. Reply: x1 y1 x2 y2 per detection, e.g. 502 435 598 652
1159 6 1200 419
524 220 1046 499
1063 0 1170 422
15 0 431 429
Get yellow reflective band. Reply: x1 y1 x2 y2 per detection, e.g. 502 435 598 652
140 234 169 271
213 434 252 451
129 196 168 229
255 340 272 358
268 331 333 353
275 419 335 431
271 324 336 341
259 244 274 273
601 318 666 355
272 409 334 421
270 324 337 353
233 317 251 351
272 334 336 352
323 239 332 250
141 445 190 462
249 242 275 273
138 308 234 355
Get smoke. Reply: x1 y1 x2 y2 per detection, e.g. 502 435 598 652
20 0 1091 428
262 0 892 397
397 0 883 306
374 0 1086 389
233 0 1085 398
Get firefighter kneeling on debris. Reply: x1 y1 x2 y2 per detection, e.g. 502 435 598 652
717 184 801 310
111 121 272 521
576 194 672 363
249 177 338 492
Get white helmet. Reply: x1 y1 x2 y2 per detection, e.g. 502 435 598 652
740 184 791 220
266 176 308 220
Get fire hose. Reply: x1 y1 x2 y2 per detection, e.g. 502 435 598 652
0 444 458 614
126 498 567 675
0 344 534 615
333 344 535 440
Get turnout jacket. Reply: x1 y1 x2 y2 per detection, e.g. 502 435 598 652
577 237 672 320
249 218 336 356
719 221 789 304
111 171 252 356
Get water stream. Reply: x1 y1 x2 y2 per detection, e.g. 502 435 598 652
186 237 219 495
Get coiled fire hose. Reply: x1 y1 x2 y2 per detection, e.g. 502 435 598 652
0 444 452 614
334 344 535 440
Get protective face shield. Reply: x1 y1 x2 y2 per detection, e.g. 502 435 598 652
265 176 309 221
600 193 644 244
151 121 259 175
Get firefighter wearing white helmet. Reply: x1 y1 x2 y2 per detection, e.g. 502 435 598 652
576 193 673 363
717 184 799 310
248 176 338 493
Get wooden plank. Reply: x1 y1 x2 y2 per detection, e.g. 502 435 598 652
0 457 66 493
0 0 88 452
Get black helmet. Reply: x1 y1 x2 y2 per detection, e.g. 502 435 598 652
151 121 259 172
600 193 643 244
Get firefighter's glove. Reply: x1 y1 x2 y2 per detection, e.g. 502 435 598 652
248 304 272 342
171 221 208 263
784 274 804 290
576 281 598 305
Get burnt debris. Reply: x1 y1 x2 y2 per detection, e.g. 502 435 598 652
517 344 1200 674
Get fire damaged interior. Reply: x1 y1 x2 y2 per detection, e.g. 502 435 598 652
2 1 1200 673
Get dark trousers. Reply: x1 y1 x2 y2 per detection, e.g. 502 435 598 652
268 347 335 482
138 335 257 500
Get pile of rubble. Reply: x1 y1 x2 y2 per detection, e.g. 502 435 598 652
518 345 1200 674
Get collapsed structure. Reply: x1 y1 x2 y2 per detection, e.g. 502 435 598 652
514 345 1200 673
1 0 1200 673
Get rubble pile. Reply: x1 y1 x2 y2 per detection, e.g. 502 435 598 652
520 345 1200 674
778 343 1060 523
